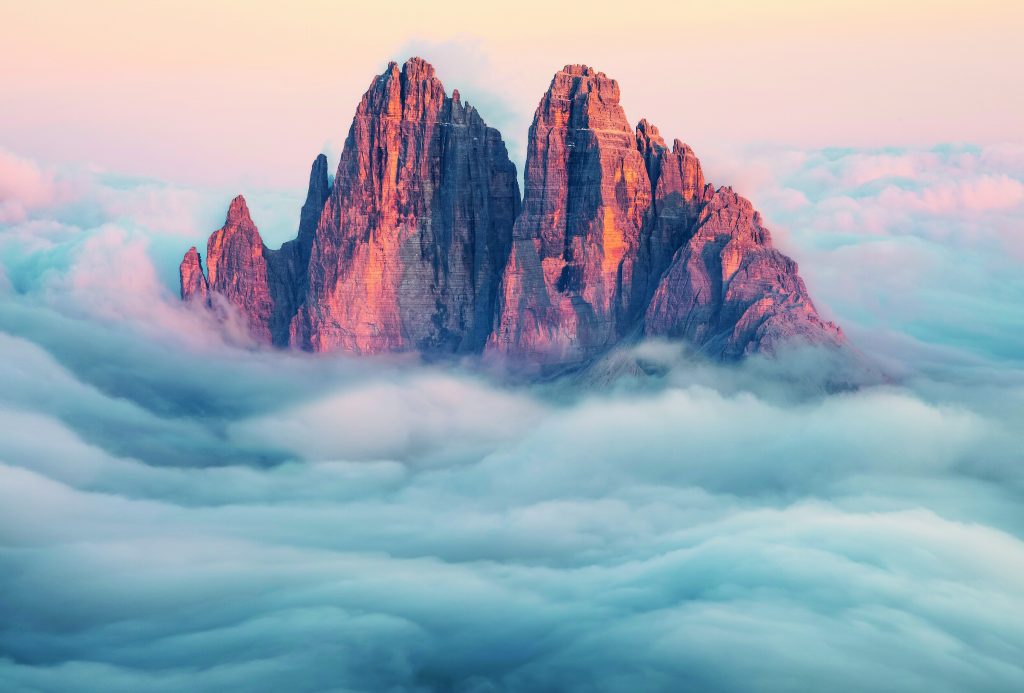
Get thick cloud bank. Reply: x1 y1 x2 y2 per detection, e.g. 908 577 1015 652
1 146 1023 692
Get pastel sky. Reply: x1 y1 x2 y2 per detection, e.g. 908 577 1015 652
2 0 1022 187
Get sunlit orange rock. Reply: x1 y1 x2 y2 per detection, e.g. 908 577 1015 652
179 57 844 365
487 65 652 366
179 246 208 303
488 65 842 366
633 119 706 316
179 58 519 353
289 57 521 353
201 195 276 344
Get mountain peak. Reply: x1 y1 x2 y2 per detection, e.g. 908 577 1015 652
401 56 436 80
181 57 845 368
672 139 693 155
179 246 208 302
360 56 446 120
636 119 667 151
290 53 519 353
547 64 619 101
225 195 252 225
559 64 600 77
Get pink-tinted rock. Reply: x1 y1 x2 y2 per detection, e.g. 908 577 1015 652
488 63 841 365
644 186 843 357
179 57 845 366
203 195 275 343
179 246 208 303
178 152 333 347
632 119 707 320
488 65 652 366
289 57 520 353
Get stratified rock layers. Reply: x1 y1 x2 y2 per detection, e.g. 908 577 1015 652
179 246 208 304
182 57 520 354
180 58 843 365
487 66 651 365
642 187 843 358
487 65 841 366
291 58 520 353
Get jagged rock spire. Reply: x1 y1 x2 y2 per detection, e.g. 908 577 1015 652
179 246 208 303
179 57 844 367
297 153 330 258
488 64 653 365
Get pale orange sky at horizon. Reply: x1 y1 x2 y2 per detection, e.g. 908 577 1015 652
1 0 1021 189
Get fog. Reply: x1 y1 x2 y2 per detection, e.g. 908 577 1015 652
1 145 1022 691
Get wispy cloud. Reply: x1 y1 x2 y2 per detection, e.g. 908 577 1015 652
1 146 1023 691
699 143 1024 368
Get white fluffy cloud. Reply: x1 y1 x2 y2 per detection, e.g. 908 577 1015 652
0 146 1023 691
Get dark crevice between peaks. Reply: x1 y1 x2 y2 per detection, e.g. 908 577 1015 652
635 119 666 203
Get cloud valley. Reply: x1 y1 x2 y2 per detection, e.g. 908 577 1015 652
1 144 1023 691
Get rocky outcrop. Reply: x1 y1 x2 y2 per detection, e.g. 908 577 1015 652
633 119 705 312
488 66 652 365
486 64 842 368
178 171 332 346
179 246 208 303
644 187 844 357
202 195 275 344
297 153 331 262
179 57 844 367
288 58 520 353
180 58 519 353
265 154 333 344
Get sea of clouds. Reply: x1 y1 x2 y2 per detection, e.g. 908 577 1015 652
1 143 1022 691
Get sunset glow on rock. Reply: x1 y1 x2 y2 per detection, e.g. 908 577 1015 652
181 59 845 370
2 3 1022 691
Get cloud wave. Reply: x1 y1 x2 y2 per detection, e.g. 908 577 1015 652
1 146 1023 691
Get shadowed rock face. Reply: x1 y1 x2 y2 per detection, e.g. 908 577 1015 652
179 246 208 303
180 57 844 366
289 58 521 354
644 187 844 357
485 65 841 368
488 66 653 365
181 58 519 353
633 119 705 315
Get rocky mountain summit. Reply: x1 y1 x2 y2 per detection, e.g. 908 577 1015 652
181 58 844 369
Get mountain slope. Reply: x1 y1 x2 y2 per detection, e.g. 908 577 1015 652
180 57 844 367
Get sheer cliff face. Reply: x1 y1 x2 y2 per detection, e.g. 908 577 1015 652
290 58 521 353
634 119 705 309
644 187 844 357
633 122 842 358
488 66 652 364
181 57 520 354
179 246 208 303
202 196 276 344
487 65 841 366
179 58 844 365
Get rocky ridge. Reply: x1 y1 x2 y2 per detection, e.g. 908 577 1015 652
181 58 844 368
